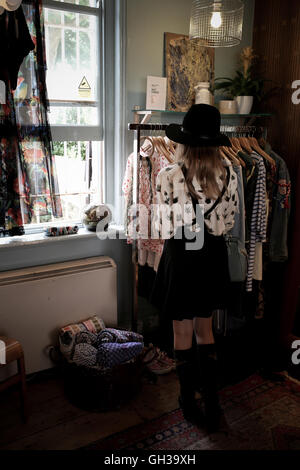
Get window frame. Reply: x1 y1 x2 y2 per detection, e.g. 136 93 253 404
43 0 103 142
21 0 105 233
23 0 126 235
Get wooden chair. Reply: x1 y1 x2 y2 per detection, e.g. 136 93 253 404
0 336 28 422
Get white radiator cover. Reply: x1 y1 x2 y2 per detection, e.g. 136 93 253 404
0 256 117 376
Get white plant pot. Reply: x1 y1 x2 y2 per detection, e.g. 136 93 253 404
236 96 254 114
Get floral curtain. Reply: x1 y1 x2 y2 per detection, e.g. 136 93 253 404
0 0 62 236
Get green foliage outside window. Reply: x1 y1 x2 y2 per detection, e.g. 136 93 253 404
52 141 86 160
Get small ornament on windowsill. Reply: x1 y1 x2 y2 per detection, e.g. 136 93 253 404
82 204 112 232
44 225 79 237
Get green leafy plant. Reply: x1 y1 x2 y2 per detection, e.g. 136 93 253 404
214 46 274 101
214 69 268 100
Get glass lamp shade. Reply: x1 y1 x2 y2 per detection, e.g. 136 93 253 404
189 0 244 47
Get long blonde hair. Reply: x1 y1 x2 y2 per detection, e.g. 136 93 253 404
175 144 226 200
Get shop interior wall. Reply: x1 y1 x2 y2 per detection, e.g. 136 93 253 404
0 1 255 334
126 0 255 134
252 0 300 348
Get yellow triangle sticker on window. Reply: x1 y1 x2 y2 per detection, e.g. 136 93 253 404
78 76 91 98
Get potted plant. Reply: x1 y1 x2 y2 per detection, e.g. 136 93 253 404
214 47 267 114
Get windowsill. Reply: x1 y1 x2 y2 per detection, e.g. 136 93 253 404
0 225 125 249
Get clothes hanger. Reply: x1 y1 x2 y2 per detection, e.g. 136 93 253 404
221 146 240 166
220 148 229 161
248 136 275 166
162 136 176 160
140 136 155 157
229 138 246 167
231 137 243 152
153 136 173 163
158 136 172 158
164 136 176 155
162 137 175 163
238 136 253 154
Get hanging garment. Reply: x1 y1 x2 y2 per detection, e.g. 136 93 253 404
154 156 238 240
253 195 269 281
0 1 62 235
228 164 245 245
0 8 35 90
238 151 259 243
122 149 170 270
264 144 291 262
246 153 267 292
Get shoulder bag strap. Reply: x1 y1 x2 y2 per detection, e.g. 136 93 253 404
182 166 231 219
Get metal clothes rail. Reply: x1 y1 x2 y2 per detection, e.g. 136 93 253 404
127 122 266 331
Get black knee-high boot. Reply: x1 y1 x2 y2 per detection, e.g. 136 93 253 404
196 343 222 432
174 349 204 425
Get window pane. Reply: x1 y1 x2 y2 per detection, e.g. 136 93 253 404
45 7 100 126
65 29 77 69
79 14 90 28
51 141 103 222
48 106 98 126
48 10 61 25
47 27 62 67
80 31 90 68
64 12 76 26
54 0 98 6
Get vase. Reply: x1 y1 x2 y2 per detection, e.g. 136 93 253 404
219 100 238 114
236 96 253 114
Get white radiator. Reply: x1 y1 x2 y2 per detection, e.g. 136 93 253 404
0 256 117 376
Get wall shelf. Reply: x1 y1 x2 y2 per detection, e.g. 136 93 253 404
132 109 272 125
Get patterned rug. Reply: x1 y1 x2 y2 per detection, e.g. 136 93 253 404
80 373 300 451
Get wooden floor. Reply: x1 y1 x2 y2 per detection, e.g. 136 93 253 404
0 368 180 450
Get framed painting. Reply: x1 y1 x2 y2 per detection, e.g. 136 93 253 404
164 32 215 112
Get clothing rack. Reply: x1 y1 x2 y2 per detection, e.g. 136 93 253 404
127 122 267 331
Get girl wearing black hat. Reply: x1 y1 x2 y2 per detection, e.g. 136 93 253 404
151 104 239 432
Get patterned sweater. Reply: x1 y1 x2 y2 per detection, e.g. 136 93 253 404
154 157 239 239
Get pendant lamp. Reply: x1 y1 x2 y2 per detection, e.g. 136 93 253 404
189 0 244 47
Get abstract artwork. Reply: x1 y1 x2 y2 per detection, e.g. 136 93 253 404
164 33 215 112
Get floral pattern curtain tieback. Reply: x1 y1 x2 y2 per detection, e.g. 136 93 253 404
0 0 62 236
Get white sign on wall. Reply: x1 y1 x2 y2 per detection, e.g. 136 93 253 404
146 76 167 111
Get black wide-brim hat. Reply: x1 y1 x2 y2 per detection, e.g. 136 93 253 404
166 104 231 147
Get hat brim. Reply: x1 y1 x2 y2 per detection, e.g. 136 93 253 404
165 124 231 148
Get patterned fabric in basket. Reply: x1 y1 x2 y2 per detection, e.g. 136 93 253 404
97 342 144 369
96 328 143 346
59 315 105 360
75 331 98 346
72 343 98 367
61 315 105 335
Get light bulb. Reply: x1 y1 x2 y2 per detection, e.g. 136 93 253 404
211 12 222 29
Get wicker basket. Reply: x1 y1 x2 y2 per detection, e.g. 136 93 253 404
62 353 145 412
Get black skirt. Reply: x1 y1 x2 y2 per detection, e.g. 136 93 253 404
150 224 230 321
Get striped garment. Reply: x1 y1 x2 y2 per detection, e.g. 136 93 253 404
246 153 267 292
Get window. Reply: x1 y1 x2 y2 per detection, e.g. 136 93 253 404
31 0 103 228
